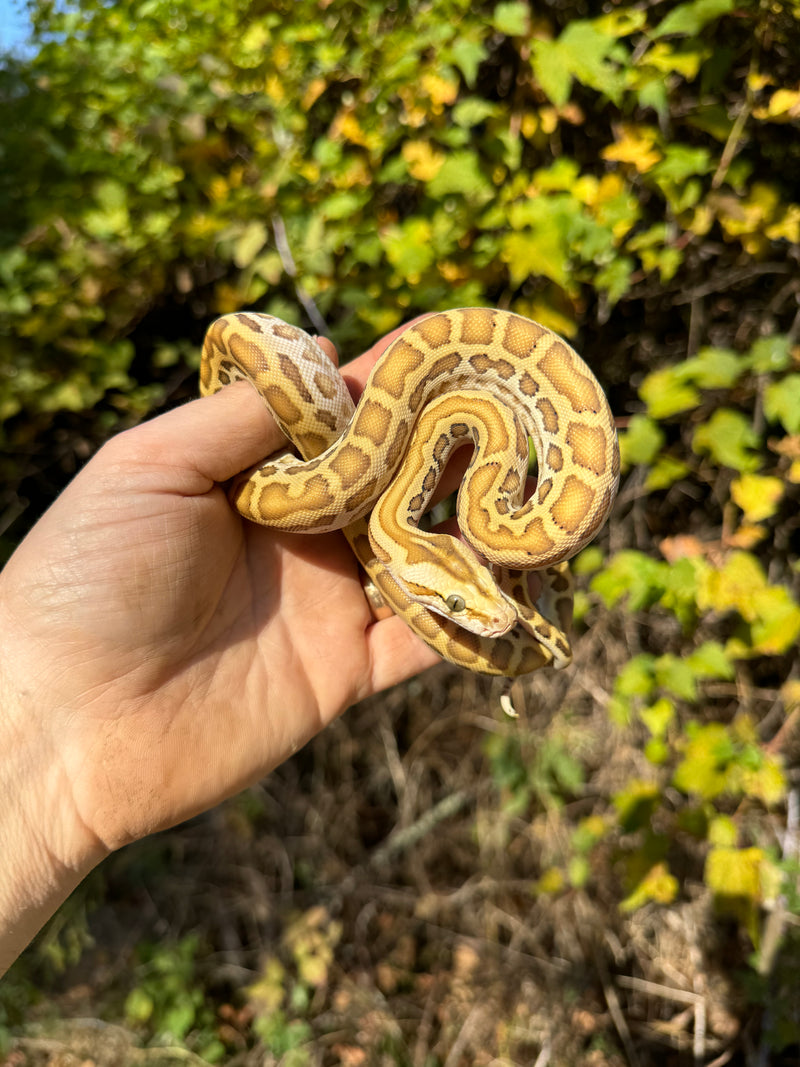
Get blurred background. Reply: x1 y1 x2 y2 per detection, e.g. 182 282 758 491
1 0 799 1063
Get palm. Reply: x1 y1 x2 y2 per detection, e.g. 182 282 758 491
1 335 437 858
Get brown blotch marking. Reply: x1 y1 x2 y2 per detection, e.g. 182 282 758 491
519 645 549 674
272 321 300 341
343 481 379 515
551 474 595 534
446 627 482 658
236 313 265 333
554 635 571 658
354 398 394 447
227 330 261 366
537 477 553 503
500 468 522 496
264 384 301 426
330 443 371 489
277 352 314 404
496 499 510 515
422 468 438 493
469 352 515 381
415 314 453 348
550 572 570 593
487 637 513 672
408 492 426 514
217 366 232 386
502 315 547 359
315 411 339 432
566 422 607 476
459 308 495 345
372 342 425 398
516 422 529 458
451 421 470 437
433 432 451 464
547 444 563 472
521 516 556 556
383 417 411 471
415 612 446 641
252 473 335 523
314 370 340 399
538 349 601 413
518 370 539 397
408 352 462 411
295 431 331 458
535 397 559 434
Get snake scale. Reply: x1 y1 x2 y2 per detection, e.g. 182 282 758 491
200 308 619 677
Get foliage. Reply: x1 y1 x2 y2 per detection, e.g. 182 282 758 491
3 0 800 1062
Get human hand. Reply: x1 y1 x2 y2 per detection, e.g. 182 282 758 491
0 320 439 970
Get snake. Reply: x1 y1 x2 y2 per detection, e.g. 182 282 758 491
199 308 619 677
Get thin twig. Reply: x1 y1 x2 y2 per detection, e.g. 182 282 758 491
271 213 329 336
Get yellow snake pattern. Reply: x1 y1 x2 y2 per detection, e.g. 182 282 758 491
200 308 619 677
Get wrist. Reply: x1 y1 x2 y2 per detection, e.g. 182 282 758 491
0 611 104 975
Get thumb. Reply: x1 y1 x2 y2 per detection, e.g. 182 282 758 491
122 381 286 486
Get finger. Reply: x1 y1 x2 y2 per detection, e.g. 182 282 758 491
117 382 288 488
362 615 440 696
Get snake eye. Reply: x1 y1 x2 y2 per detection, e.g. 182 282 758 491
445 594 466 614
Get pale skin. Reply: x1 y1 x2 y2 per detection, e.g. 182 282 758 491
0 322 442 977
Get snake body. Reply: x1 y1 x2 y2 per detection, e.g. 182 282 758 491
200 308 619 676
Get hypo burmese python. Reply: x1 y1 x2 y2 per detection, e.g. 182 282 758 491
200 308 619 677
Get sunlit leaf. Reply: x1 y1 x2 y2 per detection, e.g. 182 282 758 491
692 409 761 471
730 473 784 522
652 0 734 38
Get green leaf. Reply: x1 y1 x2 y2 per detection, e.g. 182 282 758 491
764 373 800 433
747 334 792 373
678 347 745 389
692 409 761 471
492 1 529 36
654 654 697 702
232 220 267 268
531 19 626 107
452 98 498 127
652 0 735 38
591 551 667 611
619 414 664 468
449 38 488 86
615 654 656 699
640 366 700 418
645 455 690 491
639 697 675 739
426 150 493 201
687 641 735 681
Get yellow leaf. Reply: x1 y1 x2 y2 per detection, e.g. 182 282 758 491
335 111 376 149
765 203 800 244
705 846 781 945
302 77 327 110
698 551 766 622
726 523 768 549
621 862 679 912
421 73 459 112
601 124 662 173
730 472 784 522
402 140 446 182
754 87 800 121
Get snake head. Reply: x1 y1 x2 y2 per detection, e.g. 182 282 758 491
392 534 519 638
